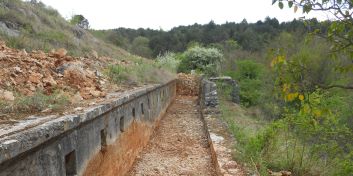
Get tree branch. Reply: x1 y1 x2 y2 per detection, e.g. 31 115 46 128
317 84 353 89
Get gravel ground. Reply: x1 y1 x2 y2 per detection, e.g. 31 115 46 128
129 96 216 176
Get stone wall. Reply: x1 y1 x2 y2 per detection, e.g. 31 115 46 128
200 79 219 108
200 78 244 175
0 80 176 176
209 76 240 104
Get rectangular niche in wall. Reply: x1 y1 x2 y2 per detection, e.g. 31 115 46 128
132 108 136 119
120 116 125 132
100 129 107 150
141 103 144 115
148 98 151 109
65 150 77 176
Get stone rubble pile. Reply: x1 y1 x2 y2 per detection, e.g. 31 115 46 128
0 40 130 102
176 73 200 96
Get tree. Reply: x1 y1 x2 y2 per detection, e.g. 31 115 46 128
234 60 264 107
131 36 152 58
273 0 353 57
70 15 89 29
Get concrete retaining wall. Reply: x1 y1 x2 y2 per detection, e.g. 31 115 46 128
0 80 176 176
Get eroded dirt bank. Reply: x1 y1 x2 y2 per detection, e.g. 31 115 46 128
129 96 216 176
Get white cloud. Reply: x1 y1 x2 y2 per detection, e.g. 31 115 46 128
38 0 330 30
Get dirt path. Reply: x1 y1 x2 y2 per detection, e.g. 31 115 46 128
129 96 216 176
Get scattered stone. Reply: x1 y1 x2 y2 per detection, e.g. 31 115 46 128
28 72 43 84
41 108 52 113
42 75 57 86
70 92 83 104
74 107 83 111
1 90 15 101
54 48 67 58
90 90 101 98
19 49 27 57
268 170 292 176
91 50 98 59
13 66 22 73
224 160 238 169
210 133 224 144
0 52 6 59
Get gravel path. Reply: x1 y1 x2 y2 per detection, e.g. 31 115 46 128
129 96 216 176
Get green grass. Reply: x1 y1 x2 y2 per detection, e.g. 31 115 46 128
0 90 69 115
105 57 175 85
0 0 129 57
218 95 269 175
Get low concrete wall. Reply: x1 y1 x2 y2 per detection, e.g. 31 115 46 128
0 80 176 176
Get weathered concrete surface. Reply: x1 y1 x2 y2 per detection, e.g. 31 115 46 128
0 80 176 176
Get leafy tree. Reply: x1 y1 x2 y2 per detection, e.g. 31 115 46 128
70 14 89 29
96 17 309 57
233 60 264 107
273 0 353 57
131 36 152 58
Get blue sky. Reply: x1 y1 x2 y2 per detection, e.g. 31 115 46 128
38 0 330 30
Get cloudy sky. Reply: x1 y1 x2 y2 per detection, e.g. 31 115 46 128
38 0 330 30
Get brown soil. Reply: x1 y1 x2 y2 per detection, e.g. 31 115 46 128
83 121 156 176
129 96 217 176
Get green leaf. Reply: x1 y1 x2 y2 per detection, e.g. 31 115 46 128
288 1 293 8
303 4 312 13
279 2 284 9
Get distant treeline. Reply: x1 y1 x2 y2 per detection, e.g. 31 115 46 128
91 17 328 58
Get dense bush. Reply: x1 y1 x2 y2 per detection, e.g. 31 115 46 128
230 60 264 107
130 36 152 59
177 46 223 76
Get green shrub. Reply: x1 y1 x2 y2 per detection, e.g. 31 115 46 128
156 52 180 73
177 46 223 76
231 60 264 107
106 65 129 84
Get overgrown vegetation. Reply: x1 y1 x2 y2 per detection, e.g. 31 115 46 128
213 33 353 175
105 56 176 85
155 52 180 73
0 90 69 114
218 80 353 175
226 60 265 107
0 0 131 58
